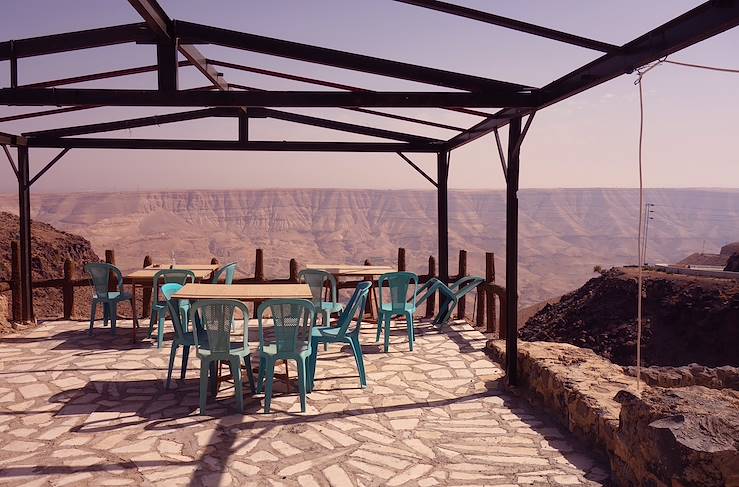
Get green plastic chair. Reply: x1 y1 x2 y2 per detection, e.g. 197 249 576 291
298 269 343 326
257 299 315 413
211 262 237 284
191 299 255 415
84 262 133 336
308 281 372 392
375 271 418 352
416 276 485 326
160 283 209 389
148 269 196 349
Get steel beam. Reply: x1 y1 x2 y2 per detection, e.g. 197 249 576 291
26 137 442 152
20 61 191 89
437 150 449 283
175 20 534 93
0 23 155 60
0 88 537 107
505 116 521 385
17 145 33 322
395 0 618 52
156 39 179 90
446 0 739 150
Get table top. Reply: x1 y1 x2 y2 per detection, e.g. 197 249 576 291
126 268 216 281
306 264 397 276
146 264 220 271
172 283 313 300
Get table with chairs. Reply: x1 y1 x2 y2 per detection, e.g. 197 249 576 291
84 258 484 415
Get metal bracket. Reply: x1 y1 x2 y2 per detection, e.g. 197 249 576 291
397 152 438 187
493 129 507 182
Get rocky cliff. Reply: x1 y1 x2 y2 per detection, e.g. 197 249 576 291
520 268 739 367
0 211 101 321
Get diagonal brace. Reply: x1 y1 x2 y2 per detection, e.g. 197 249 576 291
494 111 535 182
2 144 19 178
27 148 70 188
397 152 437 187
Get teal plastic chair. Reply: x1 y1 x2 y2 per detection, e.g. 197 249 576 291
84 262 134 336
416 276 485 326
211 262 237 284
191 299 255 415
161 283 208 389
375 271 418 352
257 299 315 413
147 269 196 349
308 281 371 392
298 269 343 326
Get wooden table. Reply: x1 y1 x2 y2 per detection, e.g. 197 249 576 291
124 266 219 343
305 264 397 276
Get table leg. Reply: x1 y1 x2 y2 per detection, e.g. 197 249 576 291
284 360 290 393
131 284 138 344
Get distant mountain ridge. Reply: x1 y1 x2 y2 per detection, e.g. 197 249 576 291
0 188 736 306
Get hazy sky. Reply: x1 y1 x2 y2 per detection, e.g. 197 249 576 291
1 0 737 193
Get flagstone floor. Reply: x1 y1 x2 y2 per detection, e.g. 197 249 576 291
0 318 608 486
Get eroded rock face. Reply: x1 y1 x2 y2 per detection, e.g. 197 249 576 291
615 387 739 487
725 252 739 272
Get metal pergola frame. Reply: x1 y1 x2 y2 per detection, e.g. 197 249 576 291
2 0 738 385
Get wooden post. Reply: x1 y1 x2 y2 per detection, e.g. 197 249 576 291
10 241 21 322
476 284 485 327
425 256 436 318
289 258 298 283
456 249 467 319
485 252 496 334
397 248 406 272
255 249 264 281
142 255 152 319
62 259 74 320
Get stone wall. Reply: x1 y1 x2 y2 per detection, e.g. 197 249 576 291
486 340 739 486
622 364 739 390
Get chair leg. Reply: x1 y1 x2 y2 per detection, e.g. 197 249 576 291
349 335 367 388
231 358 244 413
308 339 320 393
181 345 190 380
375 313 383 342
263 358 276 413
296 358 307 413
384 315 391 353
89 301 97 335
257 356 265 394
110 302 117 335
199 360 209 415
156 313 165 349
406 312 414 352
244 355 256 394
166 342 179 389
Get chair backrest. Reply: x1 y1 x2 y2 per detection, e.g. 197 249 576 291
335 281 372 337
378 271 418 311
211 262 237 284
152 269 196 302
257 299 314 354
451 276 485 298
190 299 249 353
84 262 122 296
298 269 338 307
161 283 188 340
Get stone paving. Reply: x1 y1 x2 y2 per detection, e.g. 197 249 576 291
0 318 608 486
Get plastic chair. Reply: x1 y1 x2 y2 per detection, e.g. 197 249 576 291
308 281 371 392
256 299 315 413
416 276 485 326
84 262 134 336
191 299 255 415
161 283 207 389
211 262 237 284
375 271 418 352
147 269 196 349
298 269 343 326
